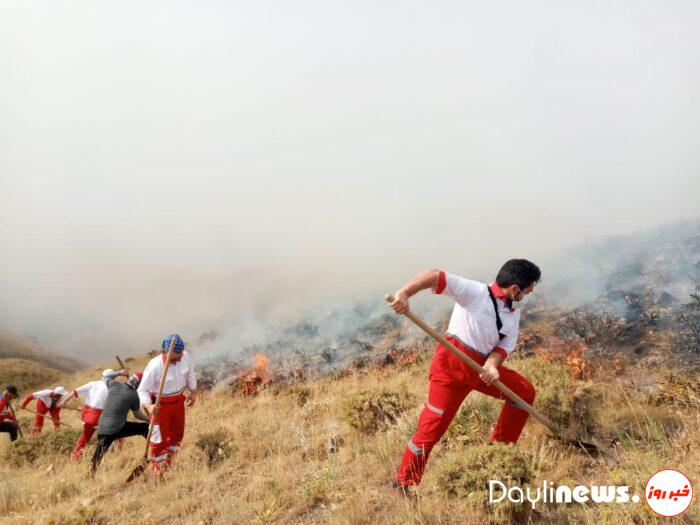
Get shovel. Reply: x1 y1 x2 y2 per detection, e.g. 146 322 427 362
385 294 600 454
20 406 76 429
126 338 176 483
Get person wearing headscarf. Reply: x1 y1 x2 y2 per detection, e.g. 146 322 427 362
138 334 197 476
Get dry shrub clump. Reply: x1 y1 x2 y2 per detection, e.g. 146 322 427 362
341 387 415 434
44 503 108 525
195 428 234 467
512 357 599 436
433 443 532 523
2 428 81 466
298 461 338 504
603 406 683 450
651 367 700 407
283 383 314 407
443 399 496 449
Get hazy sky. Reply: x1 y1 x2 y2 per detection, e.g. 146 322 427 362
1 1 699 361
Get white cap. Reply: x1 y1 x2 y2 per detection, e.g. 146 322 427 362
53 386 67 396
102 368 114 378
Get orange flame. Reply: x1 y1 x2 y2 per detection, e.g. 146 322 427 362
236 353 273 397
533 338 591 380
252 353 270 381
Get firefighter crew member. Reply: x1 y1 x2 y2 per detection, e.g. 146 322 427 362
0 386 20 442
91 369 149 472
138 334 197 476
388 259 541 493
61 369 115 460
21 386 68 435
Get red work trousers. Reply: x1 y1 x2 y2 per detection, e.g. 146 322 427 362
396 336 536 486
149 394 185 475
32 400 61 436
70 406 101 460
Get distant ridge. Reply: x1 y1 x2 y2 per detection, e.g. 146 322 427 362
0 329 87 372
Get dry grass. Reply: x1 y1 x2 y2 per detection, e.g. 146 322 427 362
0 358 63 394
0 350 698 525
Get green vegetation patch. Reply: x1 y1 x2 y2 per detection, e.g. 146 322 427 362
444 399 497 449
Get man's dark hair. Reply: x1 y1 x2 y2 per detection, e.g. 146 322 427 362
6 385 18 396
496 259 541 289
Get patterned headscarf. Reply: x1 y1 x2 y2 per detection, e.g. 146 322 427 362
162 334 185 353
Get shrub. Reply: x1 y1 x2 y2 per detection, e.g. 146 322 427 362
284 383 313 407
298 461 337 503
341 387 415 434
47 478 79 504
675 293 700 353
195 428 234 467
604 406 683 451
433 443 531 523
1 428 81 466
510 357 599 435
651 368 700 407
43 503 108 525
443 399 496 449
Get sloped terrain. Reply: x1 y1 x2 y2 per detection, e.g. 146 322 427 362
0 359 62 394
0 323 698 525
0 330 86 372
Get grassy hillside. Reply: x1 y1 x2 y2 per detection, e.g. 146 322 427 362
0 333 697 525
0 359 63 394
0 329 86 372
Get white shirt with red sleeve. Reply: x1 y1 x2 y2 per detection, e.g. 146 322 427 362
32 389 56 407
73 380 109 410
434 270 521 360
137 351 197 406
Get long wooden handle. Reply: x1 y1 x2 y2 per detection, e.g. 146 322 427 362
21 406 75 429
116 356 126 370
385 294 560 435
6 399 22 437
142 338 177 460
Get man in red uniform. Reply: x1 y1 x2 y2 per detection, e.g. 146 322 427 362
0 386 20 442
61 369 123 460
138 334 197 476
21 387 68 435
388 259 541 493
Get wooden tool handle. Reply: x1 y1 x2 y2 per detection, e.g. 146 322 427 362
384 294 559 435
116 356 126 370
20 406 75 429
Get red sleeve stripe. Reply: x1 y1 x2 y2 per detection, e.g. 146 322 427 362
492 347 509 360
434 270 447 294
73 390 79 398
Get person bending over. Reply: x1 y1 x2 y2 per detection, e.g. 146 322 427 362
91 369 149 472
